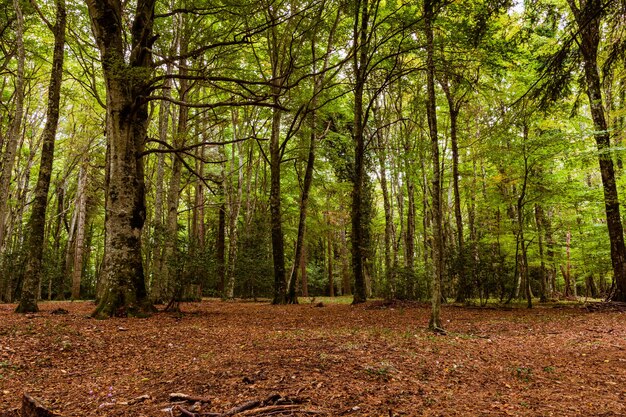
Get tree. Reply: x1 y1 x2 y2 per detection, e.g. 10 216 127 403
424 0 444 331
565 0 626 302
87 0 156 318
15 0 67 313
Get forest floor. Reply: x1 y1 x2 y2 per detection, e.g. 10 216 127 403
0 299 624 417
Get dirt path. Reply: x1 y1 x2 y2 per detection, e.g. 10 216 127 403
0 300 624 416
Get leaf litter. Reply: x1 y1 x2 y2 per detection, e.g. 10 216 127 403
0 300 624 416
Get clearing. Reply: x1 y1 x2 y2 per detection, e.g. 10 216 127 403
0 300 624 416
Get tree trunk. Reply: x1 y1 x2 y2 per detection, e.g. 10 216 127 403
327 225 334 297
534 204 548 302
351 0 370 305
440 81 466 302
300 243 308 297
225 113 244 299
88 0 156 318
15 0 66 313
286 120 316 304
149 60 172 301
0 0 25 253
216 191 226 296
425 0 443 330
269 103 286 304
518 125 531 308
70 162 88 300
567 0 626 302
375 124 394 300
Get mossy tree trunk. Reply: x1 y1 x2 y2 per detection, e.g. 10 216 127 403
16 0 66 313
87 0 156 318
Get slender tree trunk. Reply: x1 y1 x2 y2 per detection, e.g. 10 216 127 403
375 125 394 299
15 0 66 313
286 120 316 304
327 225 334 297
70 163 88 300
216 188 226 295
440 81 466 302
518 125 531 308
567 0 626 302
225 119 244 299
269 102 286 304
149 61 172 300
88 0 156 318
0 0 25 253
425 0 443 330
340 226 351 296
534 204 548 302
351 0 370 304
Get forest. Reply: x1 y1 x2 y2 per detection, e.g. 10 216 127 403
2 0 626 317
1 0 626 415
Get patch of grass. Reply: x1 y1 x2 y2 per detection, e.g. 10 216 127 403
513 366 533 382
363 361 396 381
311 296 370 305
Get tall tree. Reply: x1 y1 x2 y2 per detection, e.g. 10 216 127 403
15 0 67 313
424 0 444 330
0 0 25 256
566 0 626 302
87 0 156 317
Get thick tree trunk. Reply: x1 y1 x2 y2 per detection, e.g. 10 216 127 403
88 0 156 318
567 0 626 302
15 0 66 313
425 0 443 330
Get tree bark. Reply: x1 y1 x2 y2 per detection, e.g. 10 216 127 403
0 0 25 253
149 59 172 301
225 112 244 299
15 0 66 313
440 80 467 302
88 0 156 318
534 204 548 302
269 103 286 304
351 0 370 305
567 0 626 302
425 0 444 330
375 118 395 300
70 163 88 300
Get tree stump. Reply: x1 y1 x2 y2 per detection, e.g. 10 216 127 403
22 394 60 417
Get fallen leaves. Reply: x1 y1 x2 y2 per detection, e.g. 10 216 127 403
0 301 625 416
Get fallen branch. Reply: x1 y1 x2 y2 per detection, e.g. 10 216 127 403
238 404 301 415
169 393 212 404
222 400 261 416
172 394 321 417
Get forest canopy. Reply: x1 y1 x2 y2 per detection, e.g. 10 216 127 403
1 0 625 320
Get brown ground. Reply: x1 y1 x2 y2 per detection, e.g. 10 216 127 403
0 299 624 416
